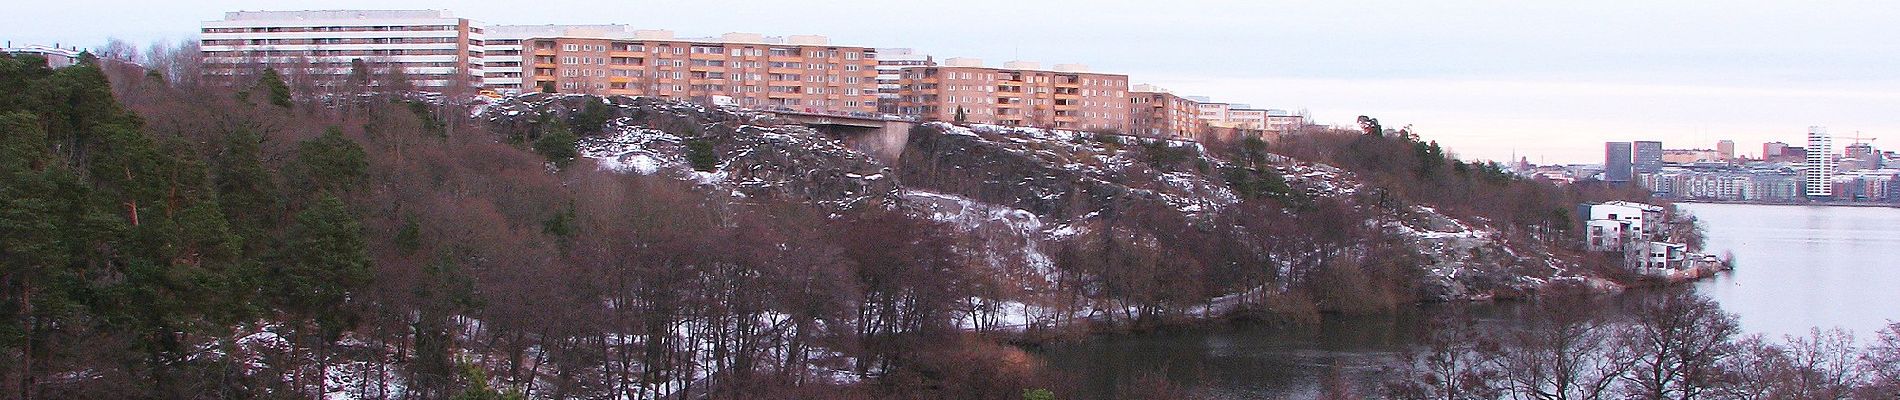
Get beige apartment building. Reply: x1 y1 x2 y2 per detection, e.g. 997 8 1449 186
515 29 880 115
1129 84 1203 140
200 10 485 88
896 59 1130 131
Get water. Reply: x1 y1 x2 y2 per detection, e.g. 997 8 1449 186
1038 202 1900 398
1683 202 1900 339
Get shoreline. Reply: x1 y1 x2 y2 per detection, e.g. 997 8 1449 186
1675 199 1900 209
997 256 1736 347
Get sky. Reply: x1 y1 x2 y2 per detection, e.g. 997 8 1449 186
5 0 1898 164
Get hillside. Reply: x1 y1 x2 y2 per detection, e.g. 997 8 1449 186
3 52 1645 399
484 94 1624 324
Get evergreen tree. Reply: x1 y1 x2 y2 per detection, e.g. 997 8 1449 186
256 68 292 109
274 195 371 338
532 121 578 169
570 97 612 135
686 138 719 172
293 127 369 195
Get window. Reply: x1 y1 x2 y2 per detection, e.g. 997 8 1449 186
563 44 578 51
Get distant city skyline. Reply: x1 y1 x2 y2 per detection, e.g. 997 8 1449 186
5 0 1897 164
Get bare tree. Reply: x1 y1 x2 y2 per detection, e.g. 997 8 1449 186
1616 290 1740 400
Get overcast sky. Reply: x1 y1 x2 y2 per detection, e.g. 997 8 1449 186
6 1 1897 163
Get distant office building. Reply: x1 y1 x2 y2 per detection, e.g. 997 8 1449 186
896 58 1131 131
199 10 486 89
1129 84 1203 140
1716 140 1735 160
1633 141 1664 173
1763 141 1789 162
2 43 84 68
1806 126 1834 197
873 48 932 114
1604 141 1634 182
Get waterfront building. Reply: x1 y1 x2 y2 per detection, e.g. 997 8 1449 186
1633 140 1664 173
1604 142 1634 182
200 10 486 89
1129 84 1203 140
895 58 1131 131
1582 201 1679 270
1806 126 1835 198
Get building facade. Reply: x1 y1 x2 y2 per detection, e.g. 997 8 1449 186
1129 84 1202 140
200 10 485 89
1633 141 1664 173
1806 126 1834 197
873 48 932 114
516 32 880 115
3 44 84 68
1605 142 1634 182
896 59 1131 131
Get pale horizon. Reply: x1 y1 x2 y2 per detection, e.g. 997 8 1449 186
6 0 1896 164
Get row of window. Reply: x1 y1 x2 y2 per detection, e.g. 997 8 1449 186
203 37 465 46
544 42 874 60
203 25 461 34
204 49 473 57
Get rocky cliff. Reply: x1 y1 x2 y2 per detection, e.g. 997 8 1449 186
480 94 1608 318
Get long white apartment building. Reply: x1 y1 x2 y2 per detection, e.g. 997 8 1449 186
200 10 485 88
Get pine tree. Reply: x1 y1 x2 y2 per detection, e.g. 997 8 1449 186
532 121 578 169
293 127 368 195
256 68 292 109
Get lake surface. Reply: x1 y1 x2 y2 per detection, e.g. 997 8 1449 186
1683 202 1900 340
1038 202 1900 399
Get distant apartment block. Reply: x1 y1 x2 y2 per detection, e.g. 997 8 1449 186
1604 142 1633 182
1129 84 1202 140
3 43 84 68
511 29 880 115
1806 126 1834 197
1716 140 1735 160
896 58 1131 131
873 48 932 114
1633 141 1663 173
199 10 485 88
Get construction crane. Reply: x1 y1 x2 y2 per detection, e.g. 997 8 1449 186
1842 131 1879 145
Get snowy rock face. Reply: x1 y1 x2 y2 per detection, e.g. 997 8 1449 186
483 94 901 210
480 95 1589 304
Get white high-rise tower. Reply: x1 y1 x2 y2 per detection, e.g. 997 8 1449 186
1805 126 1834 198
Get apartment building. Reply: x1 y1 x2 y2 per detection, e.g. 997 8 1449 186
896 58 1131 131
517 30 881 115
1265 110 1306 132
873 48 933 114
200 10 485 88
3 43 84 68
1806 126 1834 197
1129 84 1202 140
1193 100 1230 125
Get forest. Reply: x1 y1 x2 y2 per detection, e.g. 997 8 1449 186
3 45 1892 400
